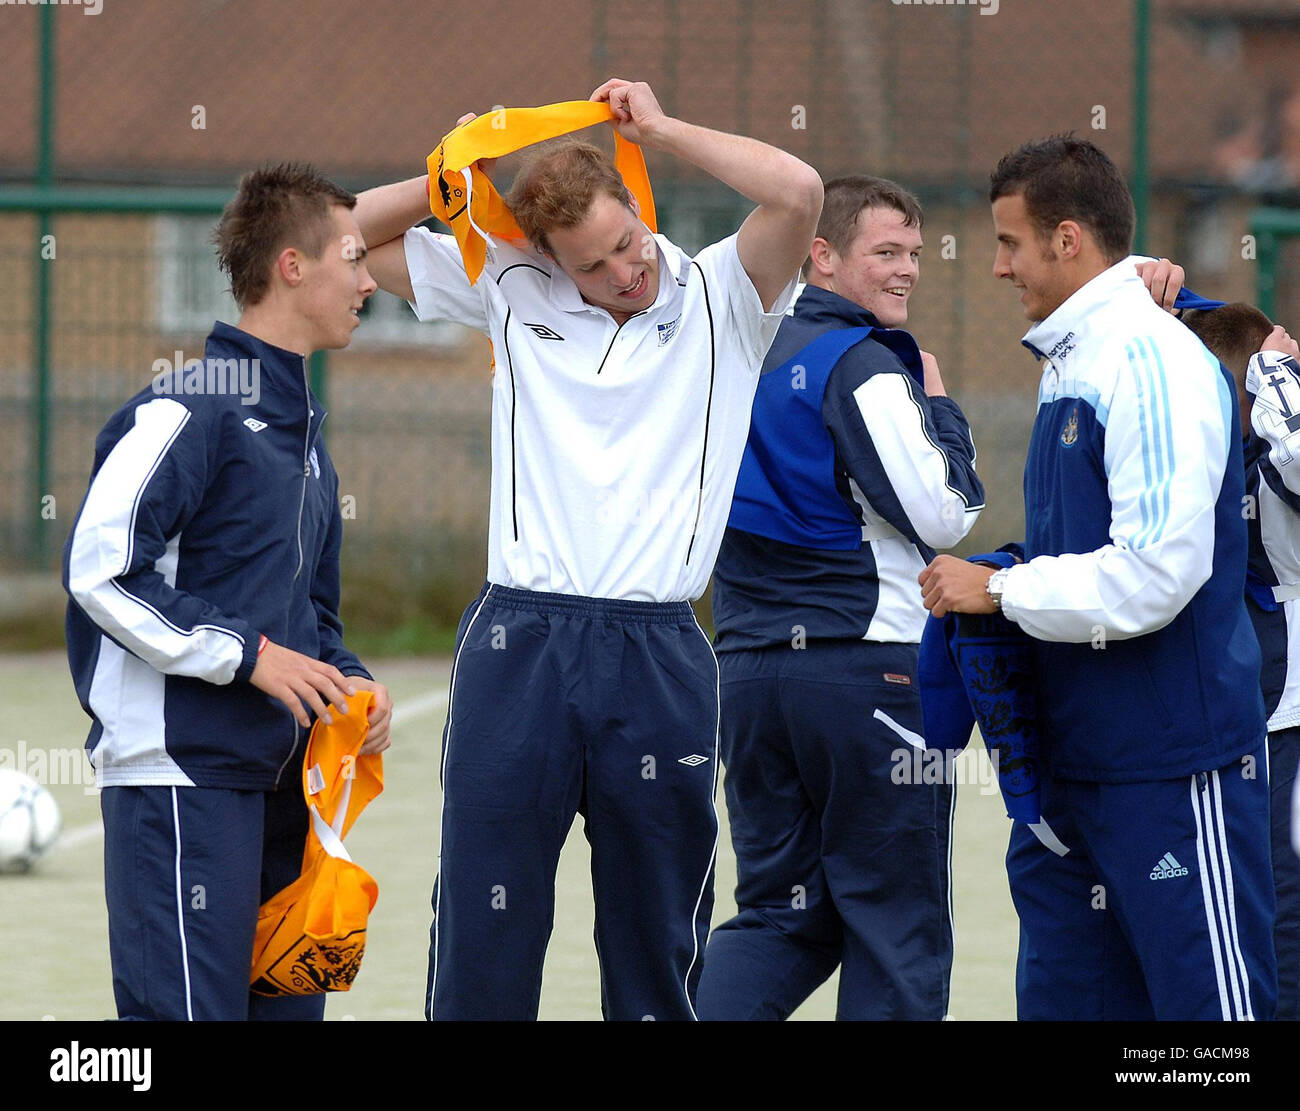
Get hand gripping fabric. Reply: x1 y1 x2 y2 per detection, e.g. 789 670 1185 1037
917 547 1043 824
427 101 657 284
250 692 383 996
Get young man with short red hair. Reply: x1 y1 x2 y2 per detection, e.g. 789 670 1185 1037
357 78 822 1020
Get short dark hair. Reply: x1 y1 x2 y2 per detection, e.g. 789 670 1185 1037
805 175 922 276
213 163 356 308
989 135 1135 262
1181 303 1274 384
507 139 632 257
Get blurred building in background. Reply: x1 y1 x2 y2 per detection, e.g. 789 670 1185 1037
3 0 1298 637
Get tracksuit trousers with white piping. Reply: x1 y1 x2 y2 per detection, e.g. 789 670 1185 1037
697 641 954 1021
1269 725 1300 1020
424 583 720 1021
1008 748 1277 1021
101 782 324 1021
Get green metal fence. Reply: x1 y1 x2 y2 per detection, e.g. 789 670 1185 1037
1252 208 1300 322
5 0 1300 635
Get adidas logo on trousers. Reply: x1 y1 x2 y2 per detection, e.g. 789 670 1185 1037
1150 852 1190 880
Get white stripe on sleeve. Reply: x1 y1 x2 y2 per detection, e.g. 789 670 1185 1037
68 398 247 684
403 227 490 330
851 373 981 550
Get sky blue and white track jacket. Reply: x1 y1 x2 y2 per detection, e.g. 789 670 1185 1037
999 258 1264 781
63 322 370 791
713 285 983 651
1243 348 1300 733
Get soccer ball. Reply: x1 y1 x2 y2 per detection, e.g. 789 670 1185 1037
0 770 61 874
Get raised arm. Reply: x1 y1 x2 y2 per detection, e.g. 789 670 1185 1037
355 113 498 305
590 78 823 311
826 349 984 553
353 175 430 302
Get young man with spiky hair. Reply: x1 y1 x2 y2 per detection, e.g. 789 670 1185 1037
356 78 822 1021
1183 304 1300 1020
65 163 392 1021
698 176 983 1021
919 136 1276 1020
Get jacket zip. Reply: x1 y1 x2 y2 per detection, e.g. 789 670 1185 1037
275 719 301 790
293 356 311 581
279 358 315 787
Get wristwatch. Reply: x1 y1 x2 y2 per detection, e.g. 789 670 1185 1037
986 568 1010 611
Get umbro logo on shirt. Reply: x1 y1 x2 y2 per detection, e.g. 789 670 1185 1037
523 323 565 341
678 754 709 767
243 418 268 432
1149 852 1190 880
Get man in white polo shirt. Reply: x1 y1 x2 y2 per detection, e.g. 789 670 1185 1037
356 78 822 1020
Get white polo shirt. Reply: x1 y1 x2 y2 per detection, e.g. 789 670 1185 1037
404 226 794 602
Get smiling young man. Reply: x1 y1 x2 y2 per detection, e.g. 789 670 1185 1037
696 176 983 1021
919 136 1276 1021
64 163 392 1020
355 79 822 1020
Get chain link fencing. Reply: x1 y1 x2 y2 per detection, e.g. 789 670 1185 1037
3 0 1297 637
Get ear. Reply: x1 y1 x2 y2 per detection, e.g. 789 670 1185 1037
807 237 836 280
276 247 305 289
1056 220 1085 261
628 193 641 217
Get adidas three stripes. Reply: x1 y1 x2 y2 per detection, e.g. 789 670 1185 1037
1007 750 1277 1021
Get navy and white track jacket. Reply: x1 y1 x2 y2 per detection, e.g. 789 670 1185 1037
999 258 1264 781
64 322 370 790
713 285 983 651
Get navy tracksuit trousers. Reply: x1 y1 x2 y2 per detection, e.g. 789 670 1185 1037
424 584 721 1021
1270 725 1300 1021
697 641 955 1021
101 782 323 1021
1008 750 1277 1021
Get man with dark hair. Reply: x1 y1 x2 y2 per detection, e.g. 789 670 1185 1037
920 136 1277 1020
1183 304 1300 1021
65 162 392 1021
355 79 822 1020
696 175 983 1020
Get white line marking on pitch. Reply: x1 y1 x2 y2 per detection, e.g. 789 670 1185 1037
58 688 450 850
59 823 107 850
391 691 448 727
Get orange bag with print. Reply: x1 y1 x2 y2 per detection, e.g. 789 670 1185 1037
250 692 382 996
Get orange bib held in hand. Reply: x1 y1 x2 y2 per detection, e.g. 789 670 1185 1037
427 101 658 284
250 693 383 996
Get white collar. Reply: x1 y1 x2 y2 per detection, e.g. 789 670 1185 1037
541 231 687 318
1021 254 1148 359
